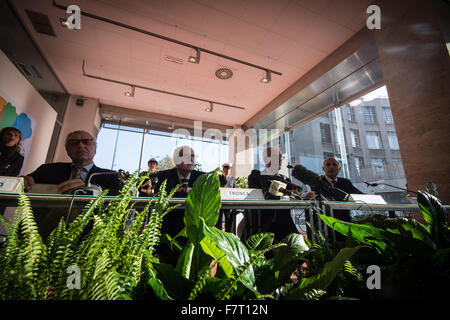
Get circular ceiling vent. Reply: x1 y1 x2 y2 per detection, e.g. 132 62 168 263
215 67 233 80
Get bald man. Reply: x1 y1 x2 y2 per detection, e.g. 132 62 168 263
313 157 363 222
248 146 315 240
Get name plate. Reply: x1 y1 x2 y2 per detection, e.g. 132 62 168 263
220 188 264 200
0 176 24 193
348 194 387 205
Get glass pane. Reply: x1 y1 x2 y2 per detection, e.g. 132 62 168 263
111 129 143 173
94 126 119 170
286 85 408 203
366 131 381 149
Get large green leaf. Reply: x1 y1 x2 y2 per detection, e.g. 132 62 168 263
199 219 257 294
417 190 450 248
153 262 194 299
183 170 221 229
273 233 309 282
246 233 274 252
317 213 433 259
285 246 364 299
147 277 173 300
175 242 195 279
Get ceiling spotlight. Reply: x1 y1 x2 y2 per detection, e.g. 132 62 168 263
188 48 201 64
205 102 214 112
59 18 69 28
168 121 175 130
260 70 271 83
124 86 135 97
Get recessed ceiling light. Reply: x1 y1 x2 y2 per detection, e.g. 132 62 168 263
215 67 233 80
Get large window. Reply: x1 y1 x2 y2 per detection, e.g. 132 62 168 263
363 106 377 123
383 107 394 124
320 123 332 143
95 123 228 173
366 131 382 149
387 132 400 150
347 106 356 122
284 85 407 203
349 129 360 148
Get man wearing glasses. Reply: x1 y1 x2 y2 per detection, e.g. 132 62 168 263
23 130 122 196
153 145 205 265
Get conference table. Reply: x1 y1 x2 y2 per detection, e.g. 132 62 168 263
1 192 447 243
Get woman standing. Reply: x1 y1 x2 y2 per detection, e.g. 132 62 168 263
0 127 24 177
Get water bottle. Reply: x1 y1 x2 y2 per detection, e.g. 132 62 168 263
426 180 438 197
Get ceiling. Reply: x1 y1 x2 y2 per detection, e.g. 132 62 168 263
10 0 374 128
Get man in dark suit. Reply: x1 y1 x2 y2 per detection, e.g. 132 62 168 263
248 147 315 241
312 157 363 222
153 146 205 200
22 130 122 240
311 157 363 242
153 146 204 265
23 130 122 195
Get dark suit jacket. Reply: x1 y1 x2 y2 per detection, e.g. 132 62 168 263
247 169 299 240
28 162 122 196
154 167 205 198
0 146 24 177
312 176 363 200
311 176 363 224
219 174 237 188
248 169 297 200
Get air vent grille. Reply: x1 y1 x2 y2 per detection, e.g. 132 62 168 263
25 9 56 37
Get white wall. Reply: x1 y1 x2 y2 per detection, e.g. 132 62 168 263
53 95 100 163
0 50 57 175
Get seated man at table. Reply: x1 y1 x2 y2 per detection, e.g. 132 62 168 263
153 146 205 265
23 130 122 196
22 130 122 240
310 157 364 242
248 146 315 241
313 157 363 222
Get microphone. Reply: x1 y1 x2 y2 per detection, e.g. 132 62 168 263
292 164 350 201
74 171 118 196
268 180 302 200
291 164 323 187
364 181 418 194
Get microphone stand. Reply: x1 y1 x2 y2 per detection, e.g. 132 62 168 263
364 182 418 195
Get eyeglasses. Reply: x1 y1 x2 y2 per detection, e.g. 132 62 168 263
67 139 94 146
149 160 158 164
222 166 231 169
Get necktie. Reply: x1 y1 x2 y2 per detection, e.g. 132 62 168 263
331 180 337 187
71 165 82 180
181 178 189 185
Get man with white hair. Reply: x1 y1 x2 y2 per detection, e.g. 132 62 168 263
248 146 315 240
24 130 122 195
219 162 236 188
153 145 205 198
153 145 205 265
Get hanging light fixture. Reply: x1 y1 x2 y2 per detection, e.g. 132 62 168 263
124 86 135 97
188 48 201 64
205 102 214 112
260 70 271 83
